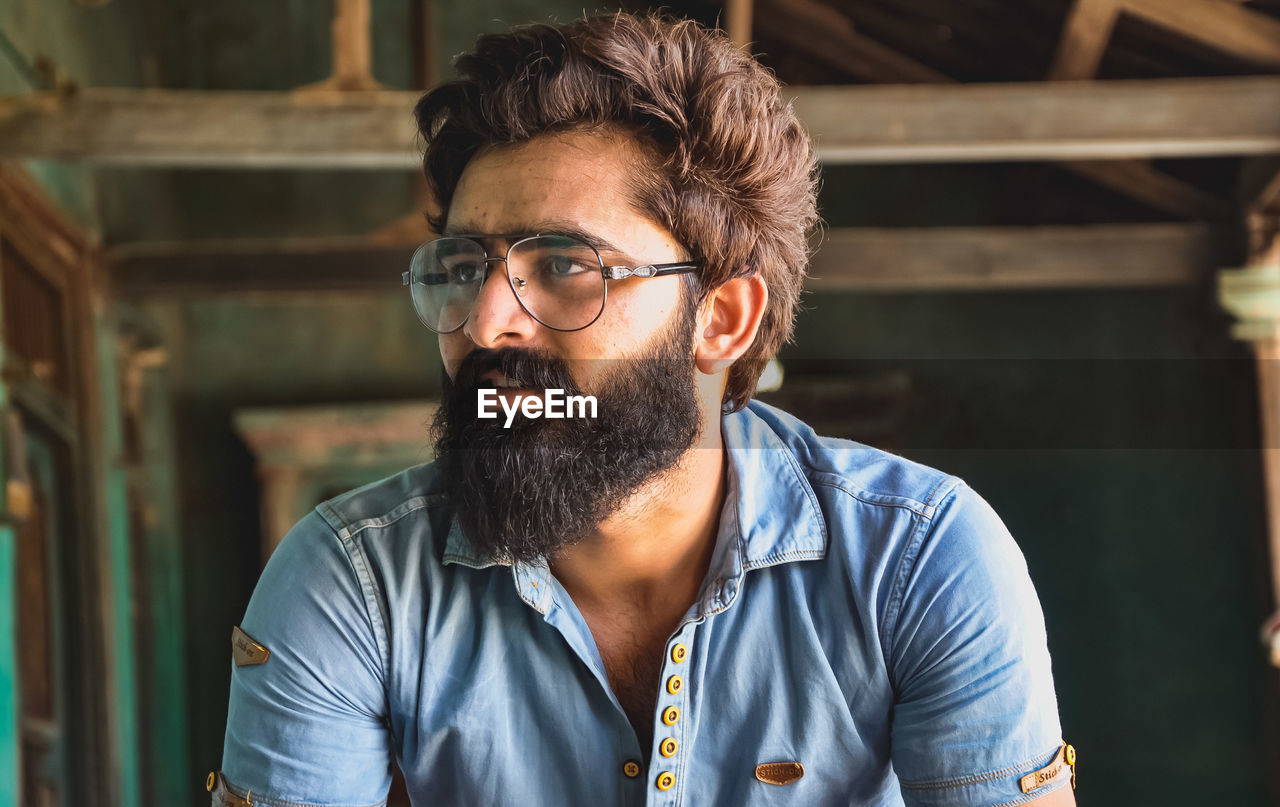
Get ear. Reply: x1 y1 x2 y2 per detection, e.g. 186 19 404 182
695 274 769 375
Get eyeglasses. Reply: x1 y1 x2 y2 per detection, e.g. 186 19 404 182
401 233 700 333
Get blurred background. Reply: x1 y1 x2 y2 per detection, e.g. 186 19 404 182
2 0 1280 804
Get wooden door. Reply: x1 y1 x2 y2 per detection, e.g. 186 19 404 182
0 165 139 807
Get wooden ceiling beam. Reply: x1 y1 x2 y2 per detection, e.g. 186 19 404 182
1041 0 1231 221
1048 0 1121 79
1121 0 1280 69
1063 160 1232 220
1240 157 1280 210
791 76 1280 163
4 77 1280 167
753 0 949 83
106 223 1225 295
0 89 422 168
807 223 1227 291
295 0 386 94
726 0 754 50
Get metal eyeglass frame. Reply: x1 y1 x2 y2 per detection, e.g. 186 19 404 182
400 233 701 333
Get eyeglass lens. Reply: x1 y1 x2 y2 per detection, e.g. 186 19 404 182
408 235 606 332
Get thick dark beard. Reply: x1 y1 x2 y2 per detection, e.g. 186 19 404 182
430 298 703 564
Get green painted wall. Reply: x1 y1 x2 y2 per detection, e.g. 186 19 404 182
92 308 142 807
132 292 440 798
798 163 1270 803
132 331 192 807
0 523 14 807
784 286 1269 805
0 322 16 807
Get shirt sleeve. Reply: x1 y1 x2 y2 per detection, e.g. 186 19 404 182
218 509 393 806
887 481 1067 806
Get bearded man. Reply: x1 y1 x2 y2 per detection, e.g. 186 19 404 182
214 13 1075 807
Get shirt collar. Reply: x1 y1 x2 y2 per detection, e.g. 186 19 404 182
441 402 829 609
720 402 828 571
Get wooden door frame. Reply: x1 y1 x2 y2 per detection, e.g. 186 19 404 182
0 163 144 807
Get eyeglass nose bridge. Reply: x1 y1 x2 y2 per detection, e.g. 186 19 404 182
480 255 530 291
468 259 536 336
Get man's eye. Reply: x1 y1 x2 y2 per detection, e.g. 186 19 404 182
447 262 485 284
544 256 592 278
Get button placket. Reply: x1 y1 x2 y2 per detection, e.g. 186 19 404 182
652 629 693 804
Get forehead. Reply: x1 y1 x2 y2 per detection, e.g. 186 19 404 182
445 130 663 249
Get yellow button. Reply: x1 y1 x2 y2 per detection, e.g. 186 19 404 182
666 675 683 695
206 772 216 792
1065 744 1076 766
671 643 688 663
662 705 680 725
660 737 679 758
623 760 641 778
656 771 676 791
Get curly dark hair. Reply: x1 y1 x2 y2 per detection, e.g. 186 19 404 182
413 12 819 412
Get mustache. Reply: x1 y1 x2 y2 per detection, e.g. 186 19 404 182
450 347 582 395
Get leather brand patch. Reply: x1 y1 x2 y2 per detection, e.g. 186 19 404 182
1019 745 1066 794
755 761 805 786
231 626 270 667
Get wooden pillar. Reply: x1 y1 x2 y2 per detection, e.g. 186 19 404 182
1219 213 1280 665
295 0 386 94
726 0 753 50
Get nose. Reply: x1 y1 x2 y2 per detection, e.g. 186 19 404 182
463 260 539 348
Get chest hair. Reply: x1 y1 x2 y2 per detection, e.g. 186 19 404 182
596 632 668 754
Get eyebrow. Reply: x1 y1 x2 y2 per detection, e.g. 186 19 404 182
441 222 634 261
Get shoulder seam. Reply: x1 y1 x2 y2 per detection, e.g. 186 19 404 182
809 473 954 519
318 494 439 541
880 478 967 680
314 500 395 685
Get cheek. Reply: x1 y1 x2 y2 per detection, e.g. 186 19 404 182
439 333 467 378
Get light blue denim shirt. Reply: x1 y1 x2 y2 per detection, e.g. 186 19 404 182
217 401 1066 806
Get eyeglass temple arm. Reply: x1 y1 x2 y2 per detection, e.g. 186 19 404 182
603 263 700 280
403 271 452 286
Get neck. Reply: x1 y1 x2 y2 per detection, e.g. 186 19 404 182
549 420 727 619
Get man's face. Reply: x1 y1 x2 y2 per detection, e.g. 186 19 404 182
430 129 706 562
437 129 694 388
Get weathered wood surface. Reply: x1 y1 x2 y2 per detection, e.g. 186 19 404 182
108 223 1227 294
754 0 949 83
726 0 754 50
807 223 1227 290
0 89 424 168
792 76 1280 163
1123 0 1280 70
1048 0 1120 80
4 77 1280 167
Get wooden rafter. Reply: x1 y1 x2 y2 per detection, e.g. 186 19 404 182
3 77 1280 167
1044 0 1229 219
1123 0 1280 70
295 0 386 94
791 76 1280 162
1064 160 1231 220
1255 166 1280 213
755 0 1231 219
726 0 754 50
807 223 1225 290
1048 0 1121 80
754 0 949 83
105 223 1226 295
